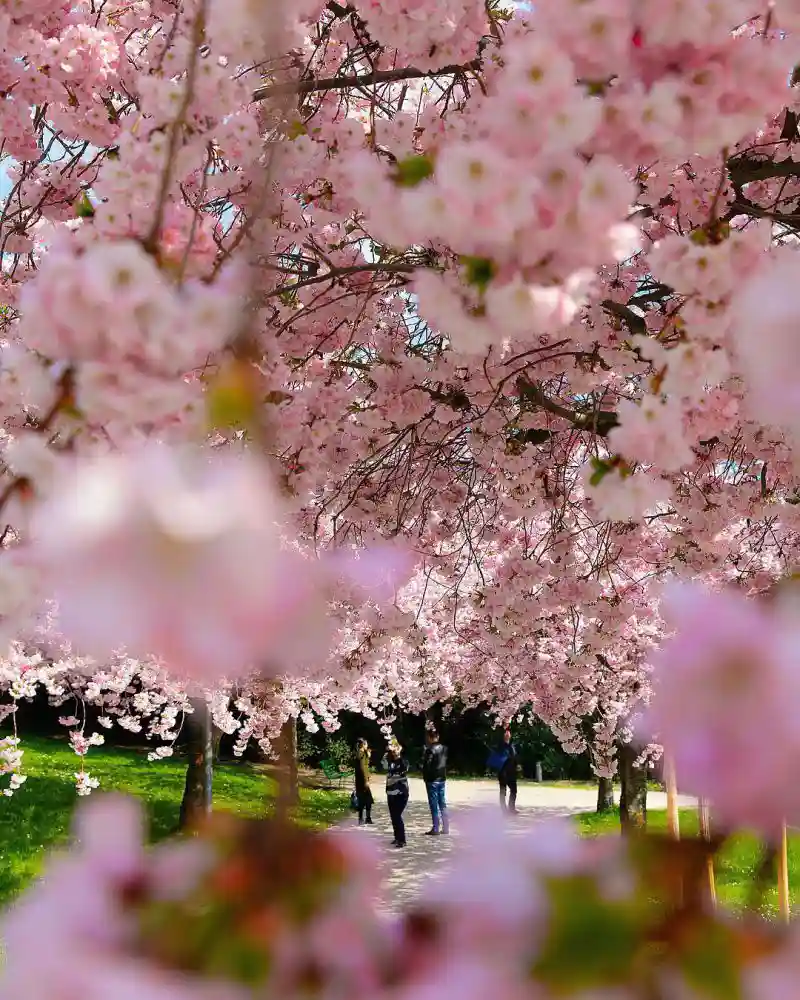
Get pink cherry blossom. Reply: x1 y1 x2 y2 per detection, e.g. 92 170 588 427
0 794 241 1000
642 583 800 837
26 445 412 686
730 248 800 445
4 4 800 992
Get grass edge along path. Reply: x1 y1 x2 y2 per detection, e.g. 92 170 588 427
0 733 349 906
577 807 799 915
3 738 798 919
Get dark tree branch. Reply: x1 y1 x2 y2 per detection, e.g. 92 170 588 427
780 109 799 142
253 60 481 102
601 299 648 336
726 154 800 188
517 377 619 437
725 196 800 226
265 261 417 298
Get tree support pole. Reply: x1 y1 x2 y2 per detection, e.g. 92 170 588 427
779 821 790 922
698 798 717 907
664 756 680 841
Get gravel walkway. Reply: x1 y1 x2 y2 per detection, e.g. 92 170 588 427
340 778 695 912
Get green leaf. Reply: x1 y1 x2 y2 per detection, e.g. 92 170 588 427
589 456 613 487
393 154 434 187
460 255 496 291
532 875 642 994
286 120 307 140
207 363 258 430
204 934 271 988
679 919 742 1000
75 193 95 218
61 402 85 421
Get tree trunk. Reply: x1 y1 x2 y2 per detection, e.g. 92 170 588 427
596 776 614 813
179 698 214 831
276 715 299 815
618 742 647 832
212 726 223 764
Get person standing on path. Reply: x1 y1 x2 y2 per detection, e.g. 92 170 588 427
385 740 409 848
422 727 449 836
496 728 519 814
354 738 374 825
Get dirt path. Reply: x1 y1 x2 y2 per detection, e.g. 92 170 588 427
340 778 694 912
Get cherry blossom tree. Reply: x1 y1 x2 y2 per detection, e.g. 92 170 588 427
4 0 800 996
2 0 800 792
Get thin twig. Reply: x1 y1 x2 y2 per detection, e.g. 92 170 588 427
264 261 418 298
143 3 207 255
0 366 75 518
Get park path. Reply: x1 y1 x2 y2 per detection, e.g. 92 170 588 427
338 778 695 912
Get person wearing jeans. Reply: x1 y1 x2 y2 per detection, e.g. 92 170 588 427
422 727 449 835
385 741 409 848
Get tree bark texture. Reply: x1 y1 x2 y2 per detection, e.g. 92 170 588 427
178 697 214 831
276 715 299 814
596 776 614 813
618 742 647 832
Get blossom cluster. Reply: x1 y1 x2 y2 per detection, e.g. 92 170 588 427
2 0 800 955
6 1 800 997
0 788 795 1000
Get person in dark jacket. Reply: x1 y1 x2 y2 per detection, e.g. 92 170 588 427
385 740 409 847
497 728 518 814
354 738 374 825
421 727 449 835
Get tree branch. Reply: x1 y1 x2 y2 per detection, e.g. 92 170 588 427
0 365 75 517
265 261 416 298
517 378 619 437
601 299 647 337
726 154 800 188
252 60 481 102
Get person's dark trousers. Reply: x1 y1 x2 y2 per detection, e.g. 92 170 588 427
357 788 374 824
499 777 517 813
426 779 449 833
388 790 408 845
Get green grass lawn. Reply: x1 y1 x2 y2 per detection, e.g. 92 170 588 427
5 738 796 921
576 808 799 915
0 734 349 906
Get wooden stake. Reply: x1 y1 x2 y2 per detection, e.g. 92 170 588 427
778 821 790 922
664 756 680 841
699 798 717 907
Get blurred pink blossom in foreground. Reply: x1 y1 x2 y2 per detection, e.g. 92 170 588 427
0 794 238 1000
26 444 413 685
0 793 387 1000
641 583 800 837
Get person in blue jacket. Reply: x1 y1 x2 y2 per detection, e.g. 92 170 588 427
489 727 519 814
